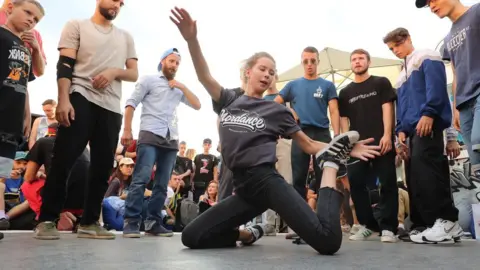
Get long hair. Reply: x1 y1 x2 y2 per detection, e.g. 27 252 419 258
109 165 133 195
203 180 218 203
186 148 196 160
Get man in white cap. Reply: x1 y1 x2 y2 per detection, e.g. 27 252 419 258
121 47 201 238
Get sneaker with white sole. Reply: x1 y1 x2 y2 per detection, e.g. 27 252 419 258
350 224 362 235
242 224 265 245
410 229 427 244
316 131 359 170
349 225 373 241
380 230 398 243
422 219 463 243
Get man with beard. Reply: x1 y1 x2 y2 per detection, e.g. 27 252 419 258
338 49 398 243
274 46 342 199
34 0 138 240
121 48 201 238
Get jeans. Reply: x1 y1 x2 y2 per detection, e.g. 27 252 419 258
181 164 343 255
291 126 332 198
459 94 480 174
405 131 459 229
124 143 177 223
347 150 398 232
39 93 122 225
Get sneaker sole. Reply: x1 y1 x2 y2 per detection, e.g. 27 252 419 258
34 235 60 240
123 233 141 238
77 233 115 240
145 232 174 237
315 131 360 161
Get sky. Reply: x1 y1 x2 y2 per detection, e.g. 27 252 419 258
29 0 479 155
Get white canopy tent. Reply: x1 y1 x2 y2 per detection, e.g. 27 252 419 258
275 47 403 91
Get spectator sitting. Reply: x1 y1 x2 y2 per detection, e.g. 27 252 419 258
198 180 218 214
102 158 154 231
163 171 184 226
0 152 36 230
104 157 134 198
22 123 90 231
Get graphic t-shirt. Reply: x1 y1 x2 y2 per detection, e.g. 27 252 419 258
443 3 480 108
193 154 218 187
339 76 396 142
4 177 24 207
0 27 34 135
217 89 301 170
279 77 337 128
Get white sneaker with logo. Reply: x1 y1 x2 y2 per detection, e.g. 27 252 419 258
410 229 426 244
350 224 362 235
380 230 398 243
422 219 463 243
348 225 373 241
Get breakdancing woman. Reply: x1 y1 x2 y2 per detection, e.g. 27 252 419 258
170 7 381 255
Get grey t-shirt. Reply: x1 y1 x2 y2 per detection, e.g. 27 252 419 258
217 88 301 170
443 3 480 108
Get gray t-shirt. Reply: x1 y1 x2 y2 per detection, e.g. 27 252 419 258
217 89 301 170
443 3 480 108
59 19 138 114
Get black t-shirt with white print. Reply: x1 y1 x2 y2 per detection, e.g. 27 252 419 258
0 27 34 135
338 76 396 142
217 88 301 170
193 154 218 187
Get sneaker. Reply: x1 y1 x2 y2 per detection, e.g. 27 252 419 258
397 227 409 241
337 164 347 179
34 221 60 240
264 224 276 236
380 230 398 243
144 219 174 237
242 224 265 245
316 131 359 169
77 223 115 240
409 229 426 244
0 218 9 230
422 219 463 243
349 225 373 241
123 219 141 238
350 224 362 235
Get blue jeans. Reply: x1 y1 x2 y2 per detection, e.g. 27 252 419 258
124 143 177 222
459 94 480 174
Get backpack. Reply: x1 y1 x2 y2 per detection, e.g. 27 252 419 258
179 198 199 227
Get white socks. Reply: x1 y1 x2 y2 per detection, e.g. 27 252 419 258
323 161 339 170
0 210 6 219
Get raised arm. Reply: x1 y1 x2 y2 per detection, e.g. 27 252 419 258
170 7 222 102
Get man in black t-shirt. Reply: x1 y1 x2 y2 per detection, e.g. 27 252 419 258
192 138 218 202
175 141 193 197
0 1 43 182
338 49 398 243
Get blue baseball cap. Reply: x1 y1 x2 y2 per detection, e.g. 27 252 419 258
157 48 181 72
15 151 27 161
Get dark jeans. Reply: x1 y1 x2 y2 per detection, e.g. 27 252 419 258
193 185 206 203
39 93 122 225
405 132 458 229
291 126 331 198
181 164 343 255
124 144 177 222
347 150 398 232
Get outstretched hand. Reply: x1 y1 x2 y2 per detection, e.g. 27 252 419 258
170 7 197 41
350 138 381 161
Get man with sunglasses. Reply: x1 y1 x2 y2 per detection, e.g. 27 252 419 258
274 46 341 200
121 48 201 238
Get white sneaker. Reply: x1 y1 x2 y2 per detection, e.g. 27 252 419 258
422 219 463 243
350 224 362 235
349 225 373 241
410 229 427 244
380 230 398 243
